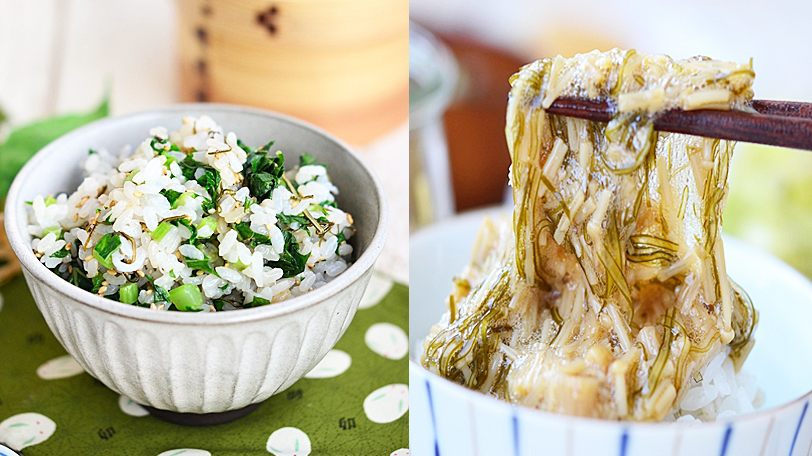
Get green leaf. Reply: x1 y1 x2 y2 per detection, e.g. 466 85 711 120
94 232 121 259
0 96 109 199
184 258 218 277
244 145 284 200
233 222 271 247
50 248 70 258
178 156 221 201
91 273 105 294
160 189 182 206
267 229 309 278
277 213 309 228
153 285 170 303
244 296 271 308
299 153 317 167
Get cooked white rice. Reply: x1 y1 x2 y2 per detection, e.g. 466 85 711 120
669 348 765 422
28 115 355 312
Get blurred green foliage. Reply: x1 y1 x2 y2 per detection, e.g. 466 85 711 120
0 97 109 200
724 142 812 278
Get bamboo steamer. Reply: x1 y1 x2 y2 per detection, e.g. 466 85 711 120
177 0 408 145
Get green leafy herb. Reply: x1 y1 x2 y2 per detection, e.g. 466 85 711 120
176 218 198 244
154 285 170 303
0 95 109 199
160 189 182 206
277 213 309 227
299 153 317 167
267 229 309 278
91 274 105 294
184 258 218 277
93 232 121 269
244 142 285 200
335 231 346 255
244 296 271 308
212 299 227 311
233 222 271 247
49 248 69 259
201 197 216 214
178 156 221 201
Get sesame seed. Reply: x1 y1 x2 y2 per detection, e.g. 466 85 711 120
68 265 73 273
65 244 71 250
98 286 108 294
150 302 157 310
73 213 79 222
209 305 216 312
136 270 145 277
101 281 109 286
84 255 94 262
146 289 153 295
133 191 144 198
196 270 204 276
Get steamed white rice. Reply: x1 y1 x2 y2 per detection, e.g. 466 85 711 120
668 348 765 422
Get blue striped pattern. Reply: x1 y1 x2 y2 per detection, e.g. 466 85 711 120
426 379 441 456
512 412 520 456
789 401 809 456
619 429 629 456
719 424 733 456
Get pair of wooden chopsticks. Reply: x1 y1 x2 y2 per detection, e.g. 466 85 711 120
546 97 812 151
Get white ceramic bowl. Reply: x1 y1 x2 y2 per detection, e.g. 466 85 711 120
4 104 389 414
410 208 812 456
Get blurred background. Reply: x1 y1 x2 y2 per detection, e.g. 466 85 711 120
0 0 408 283
410 0 812 279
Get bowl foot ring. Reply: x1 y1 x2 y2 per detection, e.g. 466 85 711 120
141 401 263 426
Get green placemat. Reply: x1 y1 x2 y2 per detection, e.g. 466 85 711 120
0 271 408 456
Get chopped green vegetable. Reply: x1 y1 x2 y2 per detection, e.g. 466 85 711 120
299 153 317 167
119 282 139 304
153 285 170 303
244 142 284 200
160 189 182 206
178 156 221 201
212 299 227 311
173 192 195 209
334 231 346 255
49 248 69 258
184 258 218 277
201 198 216 213
42 225 61 239
197 216 217 238
151 221 172 241
176 218 198 243
91 273 105 294
244 296 271 308
44 196 57 206
277 213 309 227
168 283 204 311
267 229 309 278
93 233 121 269
233 222 271 247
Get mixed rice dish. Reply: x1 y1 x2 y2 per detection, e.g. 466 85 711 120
28 116 355 312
